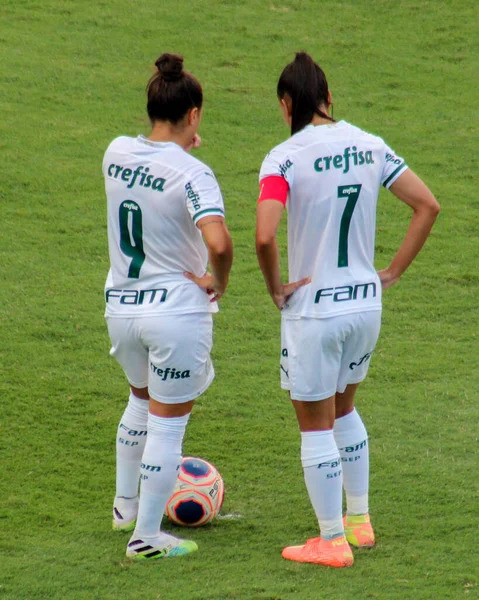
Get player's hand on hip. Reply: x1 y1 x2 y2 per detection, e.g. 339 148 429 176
377 268 400 290
272 277 311 310
184 271 226 302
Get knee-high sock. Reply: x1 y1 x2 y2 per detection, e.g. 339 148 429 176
116 393 149 499
301 430 344 540
333 409 369 515
134 412 189 538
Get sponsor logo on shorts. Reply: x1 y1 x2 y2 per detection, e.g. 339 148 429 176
150 364 191 381
280 348 289 378
105 288 168 305
314 282 377 304
349 352 373 370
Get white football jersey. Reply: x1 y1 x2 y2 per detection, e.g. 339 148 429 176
259 120 408 319
103 136 225 317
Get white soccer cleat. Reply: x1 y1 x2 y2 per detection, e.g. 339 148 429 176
126 532 198 560
112 497 138 532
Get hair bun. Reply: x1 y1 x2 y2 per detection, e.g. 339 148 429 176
155 53 184 82
295 51 314 64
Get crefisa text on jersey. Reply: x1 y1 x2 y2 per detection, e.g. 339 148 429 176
314 146 374 174
105 288 168 305
185 182 201 210
107 164 166 191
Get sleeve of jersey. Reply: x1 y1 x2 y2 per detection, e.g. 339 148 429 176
258 148 292 204
381 144 409 189
102 147 111 176
185 170 225 226
258 176 289 205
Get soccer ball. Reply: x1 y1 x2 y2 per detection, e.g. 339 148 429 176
165 456 224 527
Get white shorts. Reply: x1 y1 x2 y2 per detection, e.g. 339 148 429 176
280 310 381 401
106 313 214 404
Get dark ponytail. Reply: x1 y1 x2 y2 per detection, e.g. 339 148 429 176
277 52 334 135
146 53 203 124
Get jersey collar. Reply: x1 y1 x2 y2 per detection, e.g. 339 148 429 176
303 120 347 132
137 135 183 150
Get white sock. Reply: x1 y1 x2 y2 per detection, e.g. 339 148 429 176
333 409 369 515
301 430 344 540
133 412 190 539
115 393 149 500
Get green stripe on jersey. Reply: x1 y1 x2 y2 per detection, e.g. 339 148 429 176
193 208 225 222
383 163 407 188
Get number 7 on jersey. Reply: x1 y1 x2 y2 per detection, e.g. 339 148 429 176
337 184 361 268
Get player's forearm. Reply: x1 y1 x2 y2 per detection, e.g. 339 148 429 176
256 238 283 296
208 237 233 287
387 205 439 278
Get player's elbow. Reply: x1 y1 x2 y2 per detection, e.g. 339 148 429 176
420 195 440 219
256 231 275 252
430 197 440 217
208 232 233 259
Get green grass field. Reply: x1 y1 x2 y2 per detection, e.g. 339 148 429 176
1 0 478 598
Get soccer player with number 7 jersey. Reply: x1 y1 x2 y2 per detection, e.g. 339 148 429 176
256 52 439 567
103 53 233 561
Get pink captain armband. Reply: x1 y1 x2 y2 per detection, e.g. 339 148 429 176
258 176 289 206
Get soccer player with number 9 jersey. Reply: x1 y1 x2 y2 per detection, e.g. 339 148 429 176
103 53 233 561
256 52 439 567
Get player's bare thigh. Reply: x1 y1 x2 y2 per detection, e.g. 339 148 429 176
130 385 194 417
292 395 336 431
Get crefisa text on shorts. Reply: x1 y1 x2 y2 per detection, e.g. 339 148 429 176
150 363 191 381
